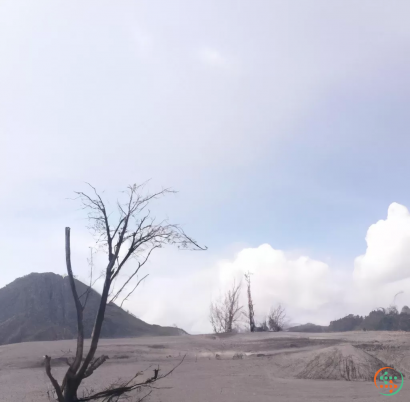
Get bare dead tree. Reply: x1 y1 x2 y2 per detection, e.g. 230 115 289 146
244 272 256 332
267 303 287 332
209 280 243 333
44 183 205 402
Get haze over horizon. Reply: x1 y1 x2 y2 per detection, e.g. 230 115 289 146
2 1 410 334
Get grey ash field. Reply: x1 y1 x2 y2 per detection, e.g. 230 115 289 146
2 331 410 402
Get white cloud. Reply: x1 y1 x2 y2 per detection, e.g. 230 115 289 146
216 245 335 312
123 202 410 333
354 202 410 284
125 244 343 333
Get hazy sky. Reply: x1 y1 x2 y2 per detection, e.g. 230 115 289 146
2 1 410 333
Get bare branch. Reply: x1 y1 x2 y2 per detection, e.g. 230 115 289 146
119 274 149 308
176 227 208 251
77 355 186 401
75 185 114 261
78 247 100 311
44 356 64 402
84 355 109 378
110 244 158 303
137 390 153 402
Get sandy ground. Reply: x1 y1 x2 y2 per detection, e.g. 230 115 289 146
1 331 410 401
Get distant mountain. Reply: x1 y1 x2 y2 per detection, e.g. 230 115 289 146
288 309 410 333
288 323 327 333
0 272 186 345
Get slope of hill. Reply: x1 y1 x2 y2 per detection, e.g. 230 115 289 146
0 272 185 345
288 323 327 332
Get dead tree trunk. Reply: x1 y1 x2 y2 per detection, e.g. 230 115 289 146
244 272 255 332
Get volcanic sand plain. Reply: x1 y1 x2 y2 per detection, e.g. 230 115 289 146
1 331 410 401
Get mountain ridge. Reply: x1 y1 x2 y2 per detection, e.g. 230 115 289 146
288 309 410 333
0 272 186 345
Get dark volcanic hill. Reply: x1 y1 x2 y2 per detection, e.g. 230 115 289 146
0 272 186 345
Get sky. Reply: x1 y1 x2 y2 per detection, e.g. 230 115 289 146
1 1 410 334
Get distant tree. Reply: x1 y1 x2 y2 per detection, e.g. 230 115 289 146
287 323 326 333
328 314 363 332
209 280 243 333
401 305 410 315
44 183 205 402
362 309 386 331
387 304 399 315
380 314 399 331
399 311 410 331
267 303 287 332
